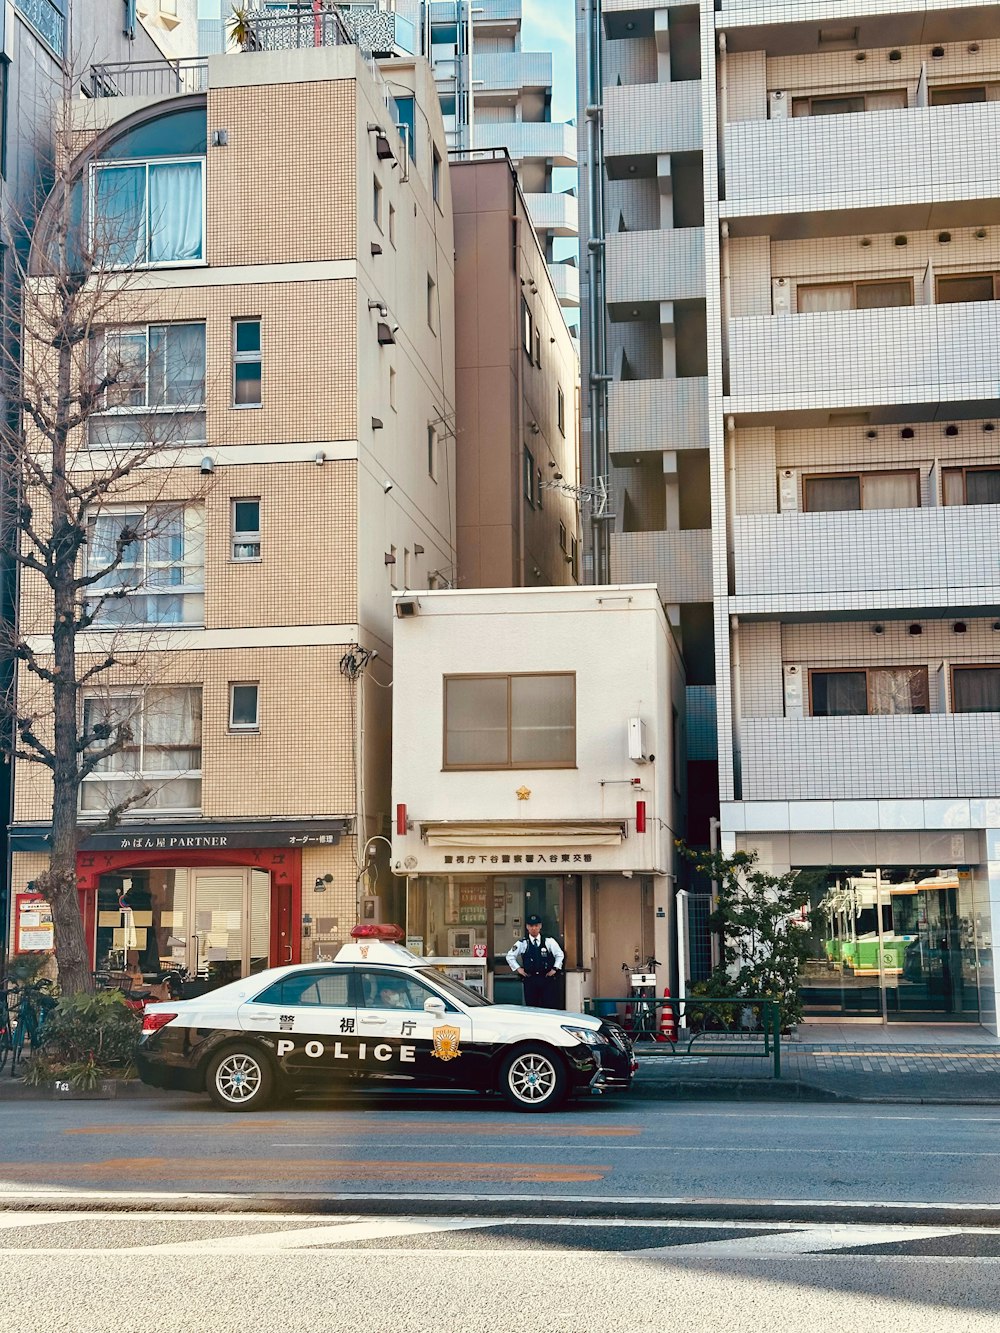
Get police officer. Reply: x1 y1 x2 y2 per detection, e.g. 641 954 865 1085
506 915 564 1008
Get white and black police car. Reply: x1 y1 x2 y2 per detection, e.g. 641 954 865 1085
136 924 636 1113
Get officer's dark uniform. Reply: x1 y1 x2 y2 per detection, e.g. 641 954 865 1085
506 919 564 1008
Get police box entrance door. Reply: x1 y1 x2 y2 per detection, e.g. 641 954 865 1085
491 877 565 1006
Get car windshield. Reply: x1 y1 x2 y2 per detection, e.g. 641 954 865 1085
416 967 491 1007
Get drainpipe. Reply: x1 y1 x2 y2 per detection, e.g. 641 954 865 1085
720 221 731 398
730 612 742 800
717 31 728 200
584 0 609 584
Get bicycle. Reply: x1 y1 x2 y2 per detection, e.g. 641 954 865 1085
621 956 664 1043
0 987 13 1075
4 979 56 1076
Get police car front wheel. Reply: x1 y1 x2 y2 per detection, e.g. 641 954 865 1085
206 1045 275 1112
498 1044 568 1112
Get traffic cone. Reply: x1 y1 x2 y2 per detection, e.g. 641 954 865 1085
659 987 677 1043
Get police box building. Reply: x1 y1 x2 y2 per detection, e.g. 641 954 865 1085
389 586 686 1009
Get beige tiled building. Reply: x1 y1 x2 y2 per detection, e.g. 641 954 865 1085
9 42 456 979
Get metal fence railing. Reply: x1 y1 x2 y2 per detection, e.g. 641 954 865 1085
584 995 782 1078
90 58 209 99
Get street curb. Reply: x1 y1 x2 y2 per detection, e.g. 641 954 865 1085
3 1191 1000 1227
627 1077 852 1102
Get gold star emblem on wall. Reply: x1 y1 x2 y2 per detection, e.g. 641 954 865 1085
515 786 531 801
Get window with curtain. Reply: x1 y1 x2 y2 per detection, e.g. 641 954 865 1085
81 686 202 813
953 668 1000 713
797 279 913 313
90 322 206 447
936 273 1000 304
84 503 204 628
792 89 906 116
942 467 1000 506
444 674 576 768
91 157 203 267
811 667 929 717
804 470 919 512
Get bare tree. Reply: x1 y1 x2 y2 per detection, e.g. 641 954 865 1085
1 84 209 994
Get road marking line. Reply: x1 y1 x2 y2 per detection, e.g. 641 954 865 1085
0 1158 610 1184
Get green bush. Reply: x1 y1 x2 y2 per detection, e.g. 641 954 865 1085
22 990 142 1088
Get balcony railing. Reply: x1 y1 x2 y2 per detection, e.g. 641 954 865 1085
611 529 713 603
605 81 702 159
522 191 578 237
724 103 1000 223
90 57 207 99
474 51 552 94
728 301 1000 414
742 714 1000 802
609 378 710 460
733 505 1000 610
548 261 580 307
607 227 705 309
474 120 577 166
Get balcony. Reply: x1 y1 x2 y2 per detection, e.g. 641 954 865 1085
606 227 704 314
728 301 1000 418
340 4 417 54
742 714 1000 802
610 529 713 603
605 81 702 161
608 378 709 460
548 261 580 307
716 2 1000 52
724 104 1000 236
90 56 207 98
733 505 1000 614
474 120 576 167
474 51 552 97
523 191 578 237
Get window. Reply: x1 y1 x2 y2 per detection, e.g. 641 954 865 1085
803 469 919 512
427 422 438 480
90 322 206 447
389 366 397 410
444 673 576 769
930 85 998 106
672 706 682 795
427 274 436 330
85 503 204 628
936 273 1000 304
796 279 913 313
534 328 541 368
233 319 262 408
360 969 456 1011
229 682 259 731
557 385 566 436
570 535 579 579
952 667 1000 713
81 686 202 813
90 156 204 267
522 298 534 357
809 667 929 717
432 146 442 204
231 498 261 561
395 95 416 162
791 89 906 116
558 521 567 552
373 175 382 229
942 466 1000 506
252 970 351 1006
536 466 544 509
523 446 535 506
388 203 396 246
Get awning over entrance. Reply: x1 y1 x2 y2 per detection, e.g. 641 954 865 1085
420 821 626 848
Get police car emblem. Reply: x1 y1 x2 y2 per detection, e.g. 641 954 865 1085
279 1014 294 1032
431 1024 461 1061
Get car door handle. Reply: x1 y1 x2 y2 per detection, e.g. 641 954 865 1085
360 1014 387 1024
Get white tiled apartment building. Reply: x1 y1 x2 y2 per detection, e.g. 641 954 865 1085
581 0 1000 1026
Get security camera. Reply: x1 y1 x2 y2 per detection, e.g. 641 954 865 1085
200 456 215 475
383 480 393 494
314 451 326 466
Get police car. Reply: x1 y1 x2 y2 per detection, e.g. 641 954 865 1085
136 924 636 1113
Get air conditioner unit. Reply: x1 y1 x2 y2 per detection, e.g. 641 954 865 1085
778 468 799 512
772 277 791 316
770 89 789 120
627 716 649 764
783 664 805 718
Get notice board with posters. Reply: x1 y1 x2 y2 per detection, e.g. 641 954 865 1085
15 893 54 953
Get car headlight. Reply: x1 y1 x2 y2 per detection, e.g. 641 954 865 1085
561 1024 608 1047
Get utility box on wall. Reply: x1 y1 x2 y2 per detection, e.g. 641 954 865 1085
628 716 649 764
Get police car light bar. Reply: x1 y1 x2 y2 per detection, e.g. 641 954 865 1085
350 923 405 942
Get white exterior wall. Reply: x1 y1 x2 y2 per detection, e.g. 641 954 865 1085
390 585 684 879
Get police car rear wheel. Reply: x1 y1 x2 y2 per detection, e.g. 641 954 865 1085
499 1044 567 1112
206 1045 274 1112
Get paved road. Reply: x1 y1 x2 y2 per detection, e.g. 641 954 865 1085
3 1091 1000 1207
4 1208 1000 1332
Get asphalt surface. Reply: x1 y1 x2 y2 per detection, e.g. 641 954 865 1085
3 1090 1000 1209
4 1209 1000 1332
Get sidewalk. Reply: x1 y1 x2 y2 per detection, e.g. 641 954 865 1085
632 1022 1000 1104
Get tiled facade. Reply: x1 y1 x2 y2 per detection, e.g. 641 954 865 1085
8 44 456 979
582 0 1000 1025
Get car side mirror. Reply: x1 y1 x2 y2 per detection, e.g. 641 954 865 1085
424 997 446 1014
